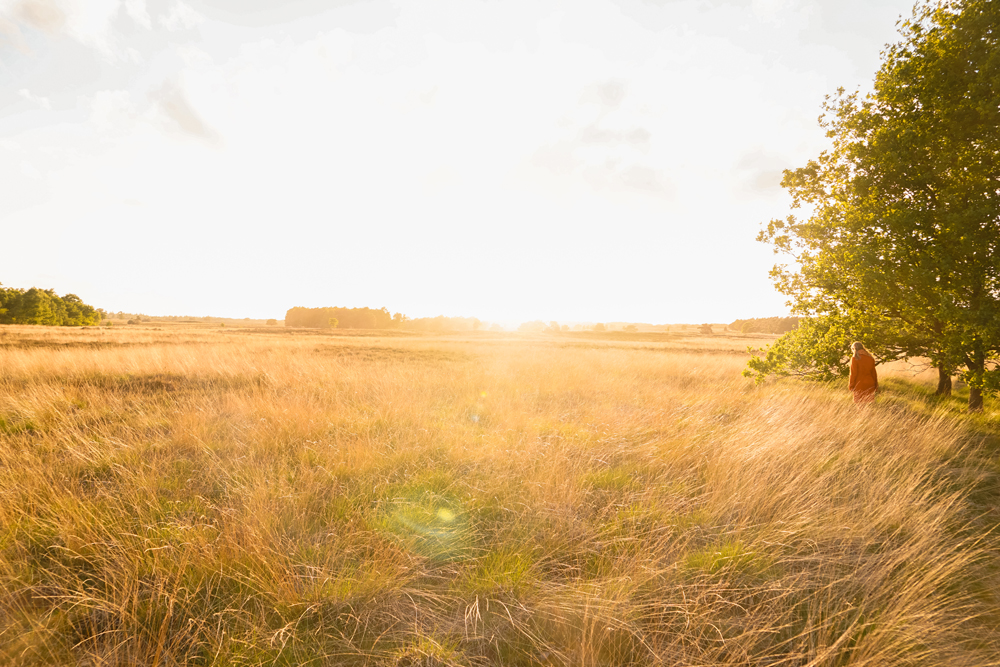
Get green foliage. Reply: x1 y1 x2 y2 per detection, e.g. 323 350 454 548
755 0 1000 408
745 319 848 382
0 285 101 326
744 314 916 382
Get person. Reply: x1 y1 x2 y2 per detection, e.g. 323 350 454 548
848 341 878 404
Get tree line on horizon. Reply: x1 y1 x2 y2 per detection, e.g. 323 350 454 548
285 306 399 329
405 315 490 332
0 283 801 335
0 285 101 326
285 307 501 332
729 317 799 334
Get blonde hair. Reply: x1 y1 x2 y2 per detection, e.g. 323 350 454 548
852 341 865 352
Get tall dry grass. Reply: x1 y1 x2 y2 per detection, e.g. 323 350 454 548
0 325 997 665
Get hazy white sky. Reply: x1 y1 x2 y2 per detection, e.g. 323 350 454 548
1 0 915 324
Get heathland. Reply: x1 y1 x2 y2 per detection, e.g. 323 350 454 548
0 324 998 665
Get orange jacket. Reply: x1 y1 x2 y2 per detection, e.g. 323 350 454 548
849 352 878 395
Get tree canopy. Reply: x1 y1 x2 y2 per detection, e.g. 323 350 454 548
748 0 1000 409
0 285 102 326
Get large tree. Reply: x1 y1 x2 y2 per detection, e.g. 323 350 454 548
751 0 1000 410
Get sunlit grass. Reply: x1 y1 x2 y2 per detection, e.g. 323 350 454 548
0 324 997 665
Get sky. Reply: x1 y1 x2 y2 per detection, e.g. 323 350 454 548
0 0 917 325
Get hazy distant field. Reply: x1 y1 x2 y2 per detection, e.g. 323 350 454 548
0 324 997 665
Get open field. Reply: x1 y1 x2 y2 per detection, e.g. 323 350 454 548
0 325 998 665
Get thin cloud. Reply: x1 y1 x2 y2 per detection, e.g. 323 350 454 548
2 0 130 62
159 1 204 31
578 124 651 149
18 88 50 109
532 140 582 175
532 136 672 199
734 147 787 192
186 0 399 32
579 79 627 110
0 17 29 52
124 0 151 29
533 80 667 198
152 81 220 144
0 0 63 55
14 0 65 32
619 165 666 192
586 162 673 198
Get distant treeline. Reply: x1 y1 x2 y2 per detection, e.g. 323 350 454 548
729 317 799 334
0 286 101 326
107 313 276 325
285 306 398 329
107 313 219 322
285 307 493 332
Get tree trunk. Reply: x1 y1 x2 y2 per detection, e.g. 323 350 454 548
935 364 952 396
968 342 985 412
970 385 984 412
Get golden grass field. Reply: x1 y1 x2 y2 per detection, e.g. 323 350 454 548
0 324 998 666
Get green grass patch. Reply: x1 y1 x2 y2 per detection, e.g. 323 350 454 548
683 539 773 579
0 413 38 435
378 480 471 562
460 550 537 598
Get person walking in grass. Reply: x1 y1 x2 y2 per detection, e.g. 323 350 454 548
849 341 878 404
